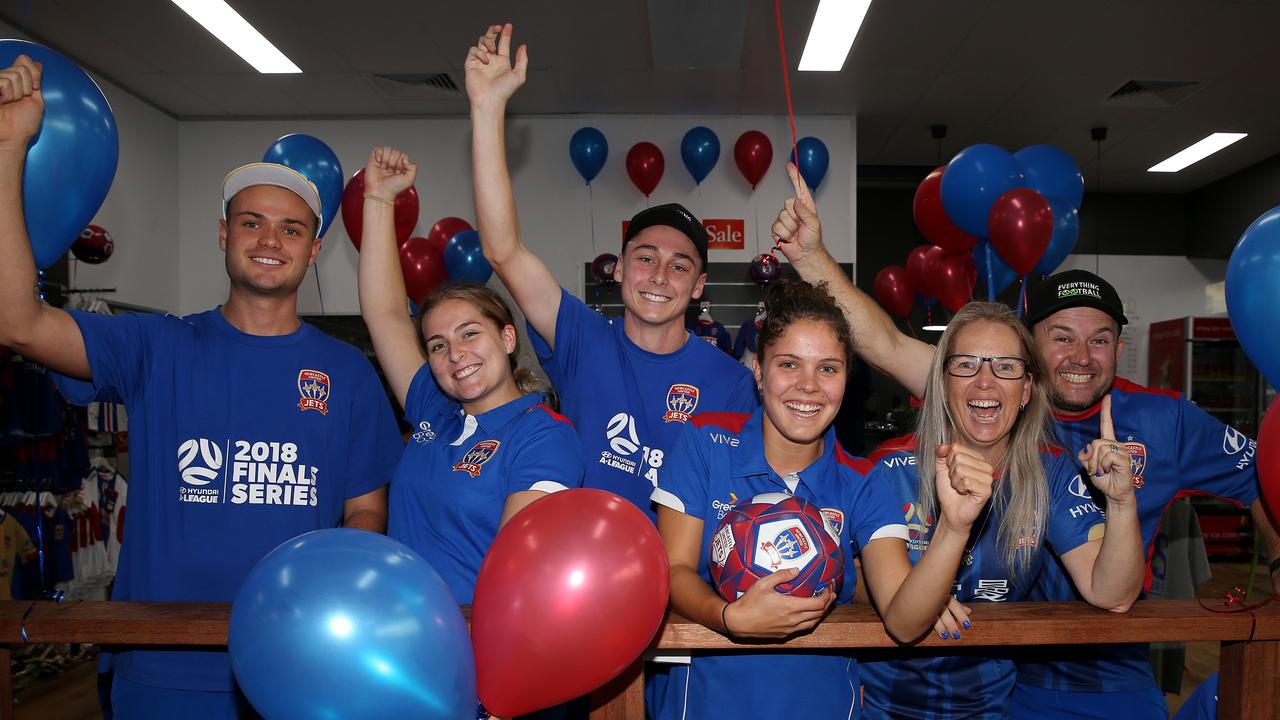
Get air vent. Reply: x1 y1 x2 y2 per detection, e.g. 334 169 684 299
367 72 462 98
1102 80 1201 108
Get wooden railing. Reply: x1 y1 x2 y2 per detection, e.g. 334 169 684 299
2 600 1277 719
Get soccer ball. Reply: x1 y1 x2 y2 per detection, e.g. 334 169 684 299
709 492 844 600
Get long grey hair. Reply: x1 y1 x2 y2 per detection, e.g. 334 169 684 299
913 302 1057 574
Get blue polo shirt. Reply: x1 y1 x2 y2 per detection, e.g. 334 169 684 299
387 363 583 603
530 290 756 519
859 441 1103 720
649 408 908 719
1017 378 1259 694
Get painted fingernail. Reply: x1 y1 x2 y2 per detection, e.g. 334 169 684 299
939 630 947 639
962 620 971 629
951 631 961 640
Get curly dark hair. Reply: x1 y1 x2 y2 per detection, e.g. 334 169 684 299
755 280 855 366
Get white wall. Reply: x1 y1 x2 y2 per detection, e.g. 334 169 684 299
1059 253 1228 385
178 115 856 315
0 20 181 312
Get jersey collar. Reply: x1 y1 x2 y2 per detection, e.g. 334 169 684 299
731 407 839 498
466 391 544 436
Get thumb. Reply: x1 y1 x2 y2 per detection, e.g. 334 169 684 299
936 443 952 459
758 567 799 591
514 44 529 78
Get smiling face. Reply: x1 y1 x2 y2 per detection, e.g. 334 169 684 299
614 225 707 328
755 318 848 453
944 320 1033 461
219 185 319 298
421 298 520 414
1033 307 1123 413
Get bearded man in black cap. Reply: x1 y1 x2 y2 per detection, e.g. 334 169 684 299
770 173 1279 720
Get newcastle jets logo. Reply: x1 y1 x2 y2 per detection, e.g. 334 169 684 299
1123 442 1147 488
297 369 331 414
761 526 810 568
662 384 700 423
453 440 501 477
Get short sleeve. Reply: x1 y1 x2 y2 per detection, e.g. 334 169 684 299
1175 400 1259 507
526 288 608 391
403 361 454 423
56 311 154 405
651 422 712 518
1044 453 1103 555
850 463 911 551
503 409 584 496
341 360 404 500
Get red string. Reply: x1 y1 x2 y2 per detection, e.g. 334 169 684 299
1197 586 1278 644
773 0 799 165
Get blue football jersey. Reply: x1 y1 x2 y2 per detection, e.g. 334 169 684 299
387 363 583 603
732 317 763 361
529 290 756 519
649 409 909 719
54 308 402 692
859 441 1101 720
1017 378 1259 693
688 318 732 354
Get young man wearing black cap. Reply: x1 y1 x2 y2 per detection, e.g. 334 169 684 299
466 24 754 518
0 56 400 718
770 173 1279 719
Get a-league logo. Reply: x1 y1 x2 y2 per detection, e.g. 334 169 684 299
453 440 501 478
662 384 700 423
177 438 223 486
297 369 331 414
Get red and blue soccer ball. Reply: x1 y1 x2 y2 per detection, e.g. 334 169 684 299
709 492 844 600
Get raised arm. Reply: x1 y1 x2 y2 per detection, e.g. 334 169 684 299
772 163 933 397
357 146 424 408
0 56 90 379
466 23 562 346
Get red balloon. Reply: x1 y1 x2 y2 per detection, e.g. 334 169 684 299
988 188 1053 275
1257 400 1280 528
905 244 939 303
398 236 447 304
874 266 914 319
626 142 664 197
734 130 773 189
73 225 114 264
425 216 473 253
913 167 979 252
472 489 670 717
340 170 421 250
929 249 978 313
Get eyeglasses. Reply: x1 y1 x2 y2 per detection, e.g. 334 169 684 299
945 354 1028 380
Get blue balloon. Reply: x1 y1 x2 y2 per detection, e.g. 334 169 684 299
263 134 344 238
0 41 119 269
972 241 1018 298
1015 145 1085 210
444 229 493 284
1227 206 1280 387
230 529 475 720
680 126 720 185
915 292 938 308
1034 196 1080 276
789 137 829 191
940 144 1025 238
569 127 608 184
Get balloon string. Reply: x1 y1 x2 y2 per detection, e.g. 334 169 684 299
589 182 597 256
753 196 761 255
773 0 799 163
313 268 326 316
984 244 995 302
1017 277 1027 319
906 319 918 341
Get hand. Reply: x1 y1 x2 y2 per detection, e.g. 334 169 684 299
722 568 835 639
931 595 972 640
363 146 417 201
935 442 995 532
1078 395 1136 505
0 55 44 148
464 23 528 110
770 162 822 264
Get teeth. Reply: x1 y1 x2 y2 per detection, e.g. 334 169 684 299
968 399 1000 408
785 401 821 416
1061 372 1092 383
638 291 670 303
453 364 481 380
251 256 283 266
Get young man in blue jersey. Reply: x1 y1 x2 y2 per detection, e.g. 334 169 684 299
0 56 401 718
769 167 1280 718
466 24 755 519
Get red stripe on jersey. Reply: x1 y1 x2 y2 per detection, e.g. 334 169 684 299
868 433 918 464
533 404 574 428
691 412 751 433
835 443 875 475
1053 377 1180 423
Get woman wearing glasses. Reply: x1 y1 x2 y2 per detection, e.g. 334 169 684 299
858 302 1144 720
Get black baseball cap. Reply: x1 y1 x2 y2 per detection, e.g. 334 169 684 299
1024 269 1128 328
623 203 708 268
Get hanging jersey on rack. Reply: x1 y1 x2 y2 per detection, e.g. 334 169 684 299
733 317 763 364
689 318 732 354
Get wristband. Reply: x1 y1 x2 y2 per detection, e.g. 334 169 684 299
363 192 394 207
